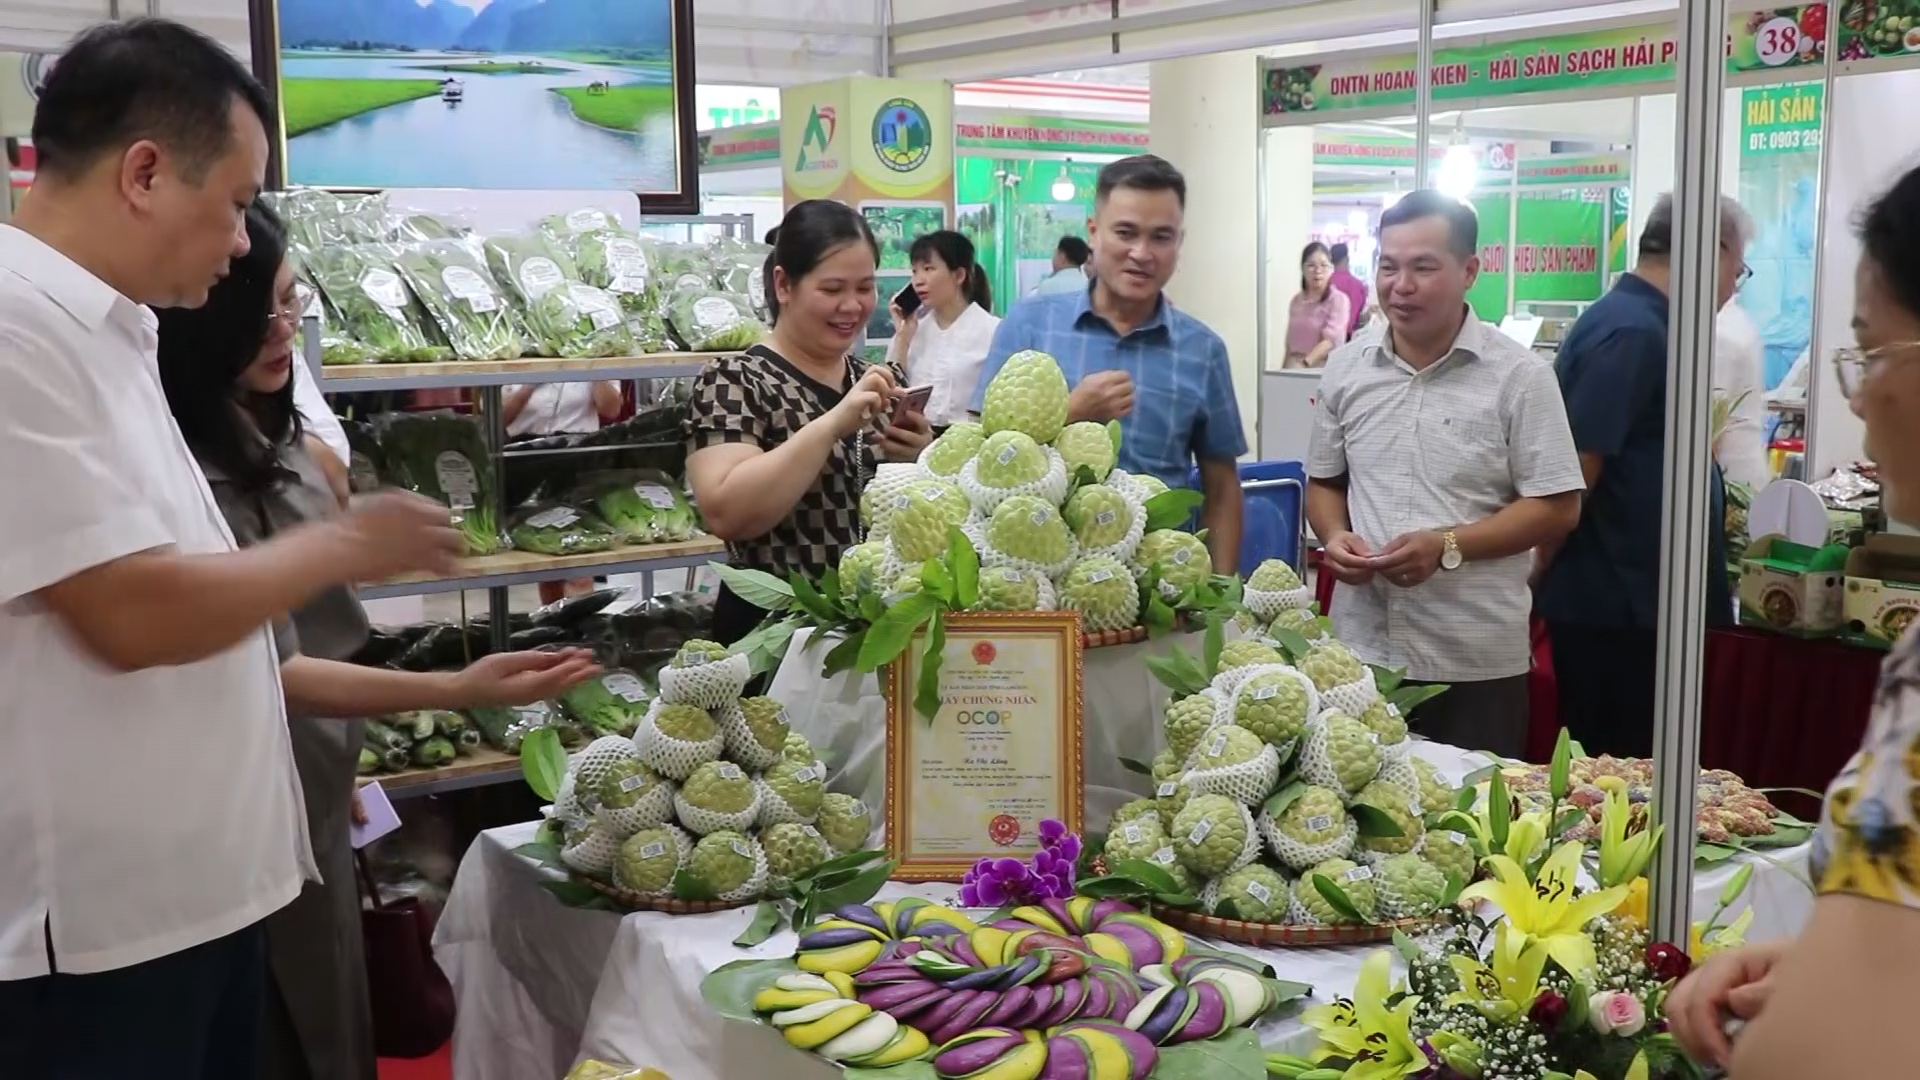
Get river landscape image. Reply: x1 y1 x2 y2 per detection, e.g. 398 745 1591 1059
276 0 682 190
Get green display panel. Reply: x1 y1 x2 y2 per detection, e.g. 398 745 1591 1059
1514 194 1606 304
1466 193 1511 322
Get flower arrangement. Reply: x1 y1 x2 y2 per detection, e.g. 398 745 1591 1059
1267 732 1757 1080
959 818 1081 906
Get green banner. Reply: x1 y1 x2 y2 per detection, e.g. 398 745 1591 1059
699 121 781 167
1739 80 1824 156
1739 81 1823 390
1730 6 1831 71
1514 195 1607 303
1466 193 1511 322
1608 186 1632 279
1312 131 1515 173
954 115 1148 155
1516 152 1631 186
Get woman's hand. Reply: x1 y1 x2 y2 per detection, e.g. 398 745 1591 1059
877 406 934 461
890 301 919 337
449 648 601 708
829 367 898 440
1664 939 1790 1068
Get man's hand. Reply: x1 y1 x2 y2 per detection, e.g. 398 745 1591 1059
1068 371 1135 423
450 648 601 708
876 405 934 462
331 491 465 583
1665 940 1790 1068
1321 530 1377 585
1370 530 1446 588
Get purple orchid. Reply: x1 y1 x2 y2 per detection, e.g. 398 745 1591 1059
958 820 1082 907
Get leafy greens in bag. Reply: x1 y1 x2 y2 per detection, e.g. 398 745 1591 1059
588 471 701 544
392 240 525 361
664 288 764 352
378 410 503 555
484 232 635 358
509 502 617 556
304 244 450 364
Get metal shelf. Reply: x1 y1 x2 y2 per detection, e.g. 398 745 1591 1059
357 538 727 600
319 352 720 393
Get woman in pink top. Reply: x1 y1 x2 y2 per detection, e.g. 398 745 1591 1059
1283 241 1351 369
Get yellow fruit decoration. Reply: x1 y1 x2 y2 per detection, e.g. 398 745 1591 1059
823 971 857 998
977 1030 1047 1080
781 1000 874 1050
862 1025 931 1067
795 939 884 974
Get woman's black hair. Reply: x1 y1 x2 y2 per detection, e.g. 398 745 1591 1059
1860 165 1920 317
762 199 880 325
1299 241 1331 295
155 200 297 497
908 229 992 312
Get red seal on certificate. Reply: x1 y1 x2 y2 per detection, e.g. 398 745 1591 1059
972 640 997 666
988 813 1020 846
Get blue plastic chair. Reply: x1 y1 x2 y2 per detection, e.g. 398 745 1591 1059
1182 460 1307 577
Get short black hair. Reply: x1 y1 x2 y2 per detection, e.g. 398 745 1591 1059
1096 154 1185 208
1055 236 1090 266
1329 242 1351 265
1859 164 1920 321
33 18 273 181
909 229 992 311
1379 190 1477 260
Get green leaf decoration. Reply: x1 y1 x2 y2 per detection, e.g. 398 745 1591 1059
818 566 843 609
1453 787 1477 813
714 564 795 611
541 879 603 907
1154 1027 1267 1080
671 867 719 902
1110 858 1184 895
845 1064 938 1080
732 899 785 947
1107 419 1123 454
734 615 801 678
1203 615 1225 680
919 560 957 608
1488 768 1512 851
1349 803 1405 838
1144 594 1177 637
520 726 566 802
1549 728 1573 803
1212 896 1243 921
822 629 867 678
1118 756 1156 776
1695 842 1740 865
858 593 940 672
1387 684 1449 715
1460 764 1499 789
1074 875 1152 899
1552 807 1588 839
1263 778 1310 821
948 526 979 609
914 611 947 721
1310 873 1367 923
1072 464 1098 489
1441 871 1466 908
858 591 886 623
1371 664 1406 695
1392 929 1420 963
512 840 566 872
810 858 897 915
1143 648 1208 696
1143 488 1206 530
1568 738 1588 758
1271 627 1316 663
700 956 798 1023
803 848 894 883
788 571 840 624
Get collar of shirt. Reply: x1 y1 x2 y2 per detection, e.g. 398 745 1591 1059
1366 307 1485 374
1070 286 1177 344
1613 272 1670 324
0 225 154 343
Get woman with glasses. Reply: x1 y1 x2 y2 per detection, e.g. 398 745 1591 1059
155 203 599 1080
1282 241 1351 369
1666 165 1920 1078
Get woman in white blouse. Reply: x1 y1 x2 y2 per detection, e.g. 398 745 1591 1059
888 230 1000 435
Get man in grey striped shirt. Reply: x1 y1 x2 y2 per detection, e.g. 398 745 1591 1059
1305 190 1584 758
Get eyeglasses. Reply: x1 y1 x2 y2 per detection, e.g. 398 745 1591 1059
1833 342 1920 399
1736 262 1753 288
272 286 313 328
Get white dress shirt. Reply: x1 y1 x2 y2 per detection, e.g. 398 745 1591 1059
0 226 312 979
1713 303 1771 490
902 302 1001 428
506 381 605 438
1308 317 1584 682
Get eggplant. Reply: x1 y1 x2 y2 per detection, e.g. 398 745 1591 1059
858 980 938 1012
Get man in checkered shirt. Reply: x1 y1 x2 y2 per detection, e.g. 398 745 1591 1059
970 155 1247 572
1305 190 1584 758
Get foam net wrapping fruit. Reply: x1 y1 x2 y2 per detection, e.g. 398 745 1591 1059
1241 559 1313 621
1218 664 1318 759
763 897 1282 1079
657 648 752 710
1062 483 1147 565
958 443 1071 519
1179 726 1280 807
633 700 725 781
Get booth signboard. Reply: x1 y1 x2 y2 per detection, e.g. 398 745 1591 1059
884 612 1085 882
698 120 781 168
955 115 1148 155
1312 131 1515 174
1517 152 1631 187
1729 6 1832 73
1837 0 1920 64
1514 196 1608 303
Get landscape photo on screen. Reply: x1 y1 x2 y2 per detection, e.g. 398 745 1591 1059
275 0 683 191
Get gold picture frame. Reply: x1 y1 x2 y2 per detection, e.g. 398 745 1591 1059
885 611 1086 883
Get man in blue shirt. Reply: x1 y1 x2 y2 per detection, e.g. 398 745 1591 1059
971 155 1246 570
1535 193 1748 758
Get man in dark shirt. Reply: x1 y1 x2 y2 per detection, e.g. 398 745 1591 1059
1534 193 1750 757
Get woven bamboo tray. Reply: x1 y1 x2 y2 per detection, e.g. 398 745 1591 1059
574 874 757 914
1151 905 1443 947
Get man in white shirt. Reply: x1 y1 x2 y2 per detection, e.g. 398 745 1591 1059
1307 190 1584 758
1714 300 1771 490
1032 235 1091 296
0 20 462 1075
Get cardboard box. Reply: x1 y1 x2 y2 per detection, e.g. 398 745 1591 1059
1844 534 1920 648
1738 535 1849 636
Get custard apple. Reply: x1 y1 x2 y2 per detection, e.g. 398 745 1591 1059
760 757 827 824
860 464 923 539
592 758 674 835
1268 608 1323 641
673 639 731 668
782 731 817 766
1234 670 1313 750
1299 712 1381 795
571 735 645 805
1062 484 1136 551
1164 692 1223 762
838 542 888 599
1293 858 1378 924
1110 798 1162 829
981 349 1070 442
686 831 764 898
1146 846 1199 894
1358 700 1409 746
1218 640 1286 674
763 822 832 886
1352 779 1425 858
636 702 724 780
612 825 692 896
1133 473 1170 499
1151 751 1194 824
560 824 624 878
1211 863 1290 923
675 760 762 835
887 571 928 600
659 640 750 708
1410 759 1455 815
1171 794 1256 878
1135 530 1211 592
723 696 791 769
816 793 874 853
1299 642 1366 692
1265 785 1357 870
987 495 1074 567
1421 828 1477 886
889 480 972 563
922 422 985 477
1105 811 1170 862
1183 724 1280 805
1053 420 1117 480
975 566 1045 611
1375 853 1448 919
1058 554 1139 632
974 430 1051 489
1247 559 1304 593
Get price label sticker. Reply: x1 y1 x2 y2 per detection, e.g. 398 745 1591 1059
1306 814 1335 832
894 495 912 510
640 840 667 859
603 673 647 703
566 208 610 232
803 825 822 838
525 506 581 530
618 773 648 793
793 766 819 784
848 799 867 816
1156 781 1178 797
1252 684 1279 701
1246 880 1273 905
1123 821 1145 844
1754 16 1801 66
715 763 744 781
1343 865 1375 883
1087 569 1114 585
1150 846 1177 866
730 838 753 860
1207 730 1229 758
1030 509 1049 527
1187 819 1213 844
1173 547 1193 565
996 444 1019 466
633 482 678 509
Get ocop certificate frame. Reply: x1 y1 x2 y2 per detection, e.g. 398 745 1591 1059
885 611 1086 882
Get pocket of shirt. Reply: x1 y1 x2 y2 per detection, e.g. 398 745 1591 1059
1417 415 1507 491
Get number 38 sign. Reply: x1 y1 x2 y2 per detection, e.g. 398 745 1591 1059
1730 7 1827 73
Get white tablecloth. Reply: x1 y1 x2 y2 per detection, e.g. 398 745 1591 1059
434 742 1815 1080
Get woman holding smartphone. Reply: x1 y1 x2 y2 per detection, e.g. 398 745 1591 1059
887 230 999 438
686 200 935 646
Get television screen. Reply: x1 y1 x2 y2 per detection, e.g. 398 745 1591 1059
254 0 698 211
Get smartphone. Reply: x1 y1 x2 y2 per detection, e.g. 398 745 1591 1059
889 384 933 425
893 282 921 319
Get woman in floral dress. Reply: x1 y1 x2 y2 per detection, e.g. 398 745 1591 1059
1665 164 1920 1075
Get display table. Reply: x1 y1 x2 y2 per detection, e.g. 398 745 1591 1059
765 627 1207 830
434 742 1815 1080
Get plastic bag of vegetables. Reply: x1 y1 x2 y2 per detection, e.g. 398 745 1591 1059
540 207 622 240
303 244 450 364
392 239 525 362
558 668 651 736
341 418 390 494
710 243 770 317
646 240 713 298
508 502 618 556
484 232 635 358
377 410 504 555
587 471 701 544
664 288 764 352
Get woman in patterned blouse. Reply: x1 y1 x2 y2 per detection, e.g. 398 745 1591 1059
1666 164 1920 1075
686 200 933 644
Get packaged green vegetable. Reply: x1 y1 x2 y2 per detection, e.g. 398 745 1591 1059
380 746 411 771
357 747 380 775
411 736 457 768
304 243 450 364
342 419 389 494
588 471 700 544
391 213 466 243
710 244 769 316
377 410 504 555
540 207 622 240
572 227 657 322
363 720 409 752
492 241 634 358
467 700 560 753
508 502 618 556
392 240 526 362
558 669 651 736
664 288 765 352
456 727 482 753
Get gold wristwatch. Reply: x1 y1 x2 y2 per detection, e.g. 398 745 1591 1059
1439 530 1463 571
